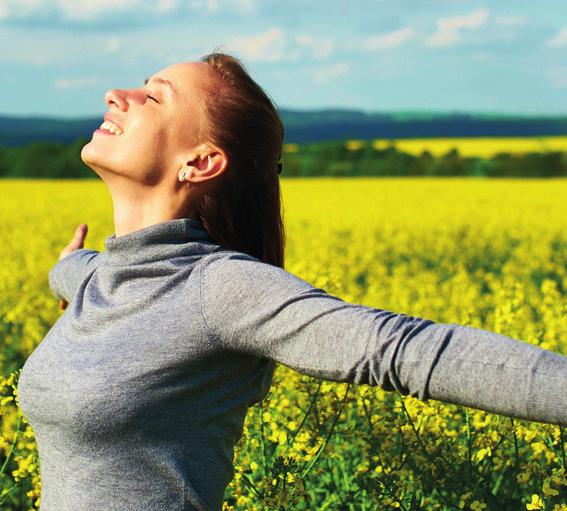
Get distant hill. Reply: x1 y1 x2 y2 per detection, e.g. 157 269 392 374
1 109 567 147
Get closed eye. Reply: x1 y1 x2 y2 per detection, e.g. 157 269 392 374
147 95 159 104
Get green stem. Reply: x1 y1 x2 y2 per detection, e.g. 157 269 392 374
288 380 323 447
300 384 351 480
0 412 23 476
465 407 473 483
0 484 18 505
510 417 519 475
398 395 456 509
241 473 263 498
559 426 566 472
259 400 267 471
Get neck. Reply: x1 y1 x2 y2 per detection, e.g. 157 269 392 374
105 176 198 238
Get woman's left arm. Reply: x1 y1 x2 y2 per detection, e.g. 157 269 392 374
48 223 102 307
49 248 102 304
199 251 567 426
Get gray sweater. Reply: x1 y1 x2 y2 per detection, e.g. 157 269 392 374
17 217 567 511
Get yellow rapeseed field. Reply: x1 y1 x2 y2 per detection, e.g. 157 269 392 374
336 136 567 158
1 177 566 510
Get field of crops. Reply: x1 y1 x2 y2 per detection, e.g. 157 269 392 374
334 136 567 157
1 177 566 510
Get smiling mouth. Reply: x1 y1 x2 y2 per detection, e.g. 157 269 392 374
97 120 123 135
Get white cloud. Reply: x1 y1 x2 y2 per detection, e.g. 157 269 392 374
234 0 256 13
0 24 198 67
54 76 98 90
361 27 414 51
547 28 567 48
426 9 489 47
312 62 350 83
105 37 122 53
189 0 252 12
296 34 313 46
295 34 334 59
0 0 253 23
468 51 490 61
546 68 567 88
494 15 526 26
156 0 176 12
0 0 43 19
227 27 287 62
56 0 140 21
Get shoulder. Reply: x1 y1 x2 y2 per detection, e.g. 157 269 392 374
49 248 103 276
59 247 101 262
197 249 324 303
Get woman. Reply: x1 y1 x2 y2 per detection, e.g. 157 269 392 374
17 50 567 511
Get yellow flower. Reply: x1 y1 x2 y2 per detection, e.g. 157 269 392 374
526 494 545 510
458 492 473 509
542 479 559 497
470 500 487 511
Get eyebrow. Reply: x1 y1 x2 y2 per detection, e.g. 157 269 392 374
143 76 177 96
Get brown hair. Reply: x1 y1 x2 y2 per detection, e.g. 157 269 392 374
194 48 286 269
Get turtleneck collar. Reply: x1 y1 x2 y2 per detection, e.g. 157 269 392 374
104 217 215 266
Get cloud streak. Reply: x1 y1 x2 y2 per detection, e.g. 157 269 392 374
227 27 286 62
295 34 334 59
54 76 98 90
547 27 567 47
426 9 489 47
361 27 414 51
312 62 350 83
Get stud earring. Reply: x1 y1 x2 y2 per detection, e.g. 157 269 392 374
178 167 193 182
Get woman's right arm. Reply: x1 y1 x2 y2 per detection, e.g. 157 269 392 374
50 224 102 309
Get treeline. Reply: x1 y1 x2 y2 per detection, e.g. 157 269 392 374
1 138 567 178
284 141 567 178
0 139 93 178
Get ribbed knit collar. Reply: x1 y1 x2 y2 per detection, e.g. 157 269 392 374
104 217 214 265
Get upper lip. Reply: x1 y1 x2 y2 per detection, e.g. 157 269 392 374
103 114 123 131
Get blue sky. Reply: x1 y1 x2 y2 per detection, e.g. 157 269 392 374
1 0 567 118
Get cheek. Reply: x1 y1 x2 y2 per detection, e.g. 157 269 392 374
173 112 201 148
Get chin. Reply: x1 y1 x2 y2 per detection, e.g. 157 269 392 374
81 141 114 177
80 141 99 168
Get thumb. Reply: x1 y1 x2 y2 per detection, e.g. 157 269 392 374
72 223 88 250
59 223 89 261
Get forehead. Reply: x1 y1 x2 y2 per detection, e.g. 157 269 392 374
156 61 210 91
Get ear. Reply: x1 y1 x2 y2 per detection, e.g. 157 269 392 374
184 145 228 183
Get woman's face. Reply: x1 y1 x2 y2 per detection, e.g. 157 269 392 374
81 61 214 185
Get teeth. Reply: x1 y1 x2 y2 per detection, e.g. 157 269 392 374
99 120 123 135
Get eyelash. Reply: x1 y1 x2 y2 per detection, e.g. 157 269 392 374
147 95 159 103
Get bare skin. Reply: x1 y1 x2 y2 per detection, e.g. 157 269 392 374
57 223 89 310
58 60 228 310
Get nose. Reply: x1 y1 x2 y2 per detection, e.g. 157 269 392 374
104 89 128 111
104 87 146 111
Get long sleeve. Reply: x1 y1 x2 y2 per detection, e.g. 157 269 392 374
199 251 567 426
48 248 102 303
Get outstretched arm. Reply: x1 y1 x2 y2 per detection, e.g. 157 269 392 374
49 223 102 307
199 251 567 426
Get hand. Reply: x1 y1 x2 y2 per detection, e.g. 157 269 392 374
58 223 88 311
